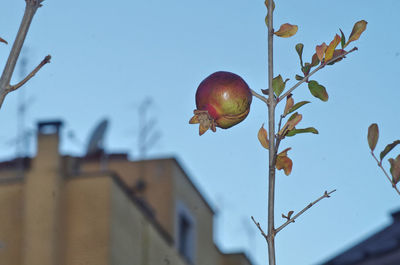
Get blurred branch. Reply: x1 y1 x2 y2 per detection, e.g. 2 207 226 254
251 216 268 241
278 47 358 102
275 189 336 234
0 0 50 108
371 151 400 195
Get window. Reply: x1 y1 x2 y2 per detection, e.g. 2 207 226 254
176 201 195 263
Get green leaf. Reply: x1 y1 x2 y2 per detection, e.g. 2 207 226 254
367 123 379 151
287 101 310 115
389 155 400 184
380 140 400 162
308 80 328 102
295 43 304 66
339 29 346 49
286 127 319 137
272 75 288 97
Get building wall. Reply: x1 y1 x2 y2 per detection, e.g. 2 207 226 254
0 181 23 265
62 175 111 265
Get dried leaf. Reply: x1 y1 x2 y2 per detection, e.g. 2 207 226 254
308 80 328 102
316 43 327 61
295 74 303 81
325 34 341 62
261 88 269 95
367 123 379 151
295 43 304 66
310 53 320 67
286 127 319 137
279 112 302 136
380 140 400 162
258 124 269 149
327 49 346 65
389 155 400 184
283 95 294 116
274 23 298 38
276 148 293 176
345 20 367 48
287 101 310 115
0 37 7 45
282 210 294 220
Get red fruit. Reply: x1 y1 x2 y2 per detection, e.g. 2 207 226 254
189 71 252 135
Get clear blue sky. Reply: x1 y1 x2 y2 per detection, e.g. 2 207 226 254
1 1 400 264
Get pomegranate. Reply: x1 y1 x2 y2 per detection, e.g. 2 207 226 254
189 71 252 135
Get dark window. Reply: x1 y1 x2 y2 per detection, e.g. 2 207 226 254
178 213 193 262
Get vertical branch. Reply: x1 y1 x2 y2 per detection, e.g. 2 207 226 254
266 0 277 264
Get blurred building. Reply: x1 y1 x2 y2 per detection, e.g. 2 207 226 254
321 210 400 265
0 120 252 265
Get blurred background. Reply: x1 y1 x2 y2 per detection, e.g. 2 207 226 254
0 0 399 265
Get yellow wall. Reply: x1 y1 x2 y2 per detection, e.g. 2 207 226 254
0 181 23 265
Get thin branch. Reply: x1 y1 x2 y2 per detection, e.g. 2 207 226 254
251 216 268 241
275 189 336 234
0 0 48 108
277 47 358 102
371 151 400 195
7 55 51 93
251 89 269 105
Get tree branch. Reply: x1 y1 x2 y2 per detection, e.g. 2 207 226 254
251 216 268 241
277 47 358 102
275 189 336 234
0 0 49 108
251 89 269 105
371 151 400 195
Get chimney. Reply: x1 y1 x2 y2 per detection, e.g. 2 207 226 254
23 120 63 265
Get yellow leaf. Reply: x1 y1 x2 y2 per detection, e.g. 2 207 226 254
315 43 327 62
274 23 298 38
325 34 341 61
258 124 269 149
283 95 294 116
345 20 367 48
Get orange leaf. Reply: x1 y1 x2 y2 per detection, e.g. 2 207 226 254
274 23 298 38
258 124 269 149
284 95 294 116
0 37 7 45
325 34 341 62
276 148 293 175
315 43 327 61
279 113 302 136
345 20 367 48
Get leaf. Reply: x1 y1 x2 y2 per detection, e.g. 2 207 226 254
310 53 320 67
345 20 367 48
282 210 294 220
274 23 298 38
258 124 269 149
367 123 379 151
286 127 319 137
295 43 304 66
279 112 302 136
301 63 311 76
261 88 269 95
325 34 341 62
339 29 346 49
380 140 400 162
287 101 310 115
316 43 327 61
308 80 328 102
389 155 400 184
0 37 7 45
283 95 294 116
276 148 293 176
295 74 303 81
327 49 346 65
272 75 288 97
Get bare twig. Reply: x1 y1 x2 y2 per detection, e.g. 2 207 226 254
0 0 49 108
266 0 277 264
275 189 336 234
251 216 268 241
371 152 400 195
277 47 358 102
251 89 269 105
